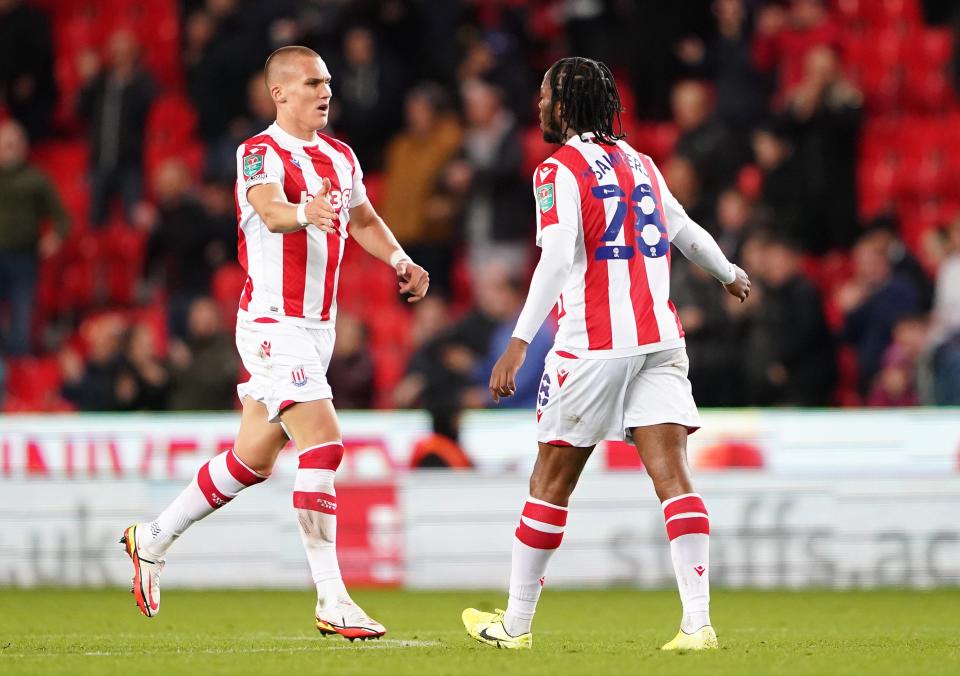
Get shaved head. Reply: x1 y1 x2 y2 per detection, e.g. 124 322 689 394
262 45 333 136
264 45 322 87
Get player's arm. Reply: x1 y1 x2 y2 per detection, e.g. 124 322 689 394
349 199 429 303
246 181 338 234
490 161 577 403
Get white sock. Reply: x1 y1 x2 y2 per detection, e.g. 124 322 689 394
140 449 266 558
503 497 567 636
662 493 711 633
294 442 349 610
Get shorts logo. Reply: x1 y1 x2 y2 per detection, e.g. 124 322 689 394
557 367 569 388
243 152 264 177
537 183 555 213
291 366 308 387
259 340 271 359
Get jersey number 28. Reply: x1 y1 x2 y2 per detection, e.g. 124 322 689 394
590 183 669 260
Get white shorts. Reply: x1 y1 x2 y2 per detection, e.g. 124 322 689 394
535 347 700 448
235 319 334 423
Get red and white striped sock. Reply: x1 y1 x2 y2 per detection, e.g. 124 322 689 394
142 449 267 557
663 492 711 633
503 497 568 636
293 442 349 609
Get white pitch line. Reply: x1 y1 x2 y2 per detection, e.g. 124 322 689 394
0 639 443 658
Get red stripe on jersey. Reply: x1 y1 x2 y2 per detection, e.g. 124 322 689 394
318 133 355 174
515 521 564 549
197 461 230 509
640 154 684 338
666 516 710 540
259 136 309 318
552 145 613 350
522 501 568 527
667 299 685 338
293 491 337 514
225 449 265 486
663 495 708 521
307 148 344 321
609 146 660 345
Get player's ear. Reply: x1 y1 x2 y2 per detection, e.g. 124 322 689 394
271 84 285 104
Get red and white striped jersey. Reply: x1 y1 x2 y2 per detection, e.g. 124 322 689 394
234 122 367 327
534 134 689 358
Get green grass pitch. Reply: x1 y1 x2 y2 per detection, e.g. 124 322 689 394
1 588 959 675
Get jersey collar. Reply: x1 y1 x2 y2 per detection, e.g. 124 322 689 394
268 121 320 149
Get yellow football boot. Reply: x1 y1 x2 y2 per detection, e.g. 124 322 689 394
661 625 719 651
462 608 532 650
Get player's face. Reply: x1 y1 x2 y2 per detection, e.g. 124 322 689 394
539 71 563 144
283 57 333 131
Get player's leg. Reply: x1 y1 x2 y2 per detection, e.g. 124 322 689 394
122 397 287 617
625 348 716 650
280 398 386 640
465 353 619 649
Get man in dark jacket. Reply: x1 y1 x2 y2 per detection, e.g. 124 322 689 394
0 120 69 355
0 0 56 140
76 30 154 226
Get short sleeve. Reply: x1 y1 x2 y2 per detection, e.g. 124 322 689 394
237 142 283 192
533 160 579 247
348 147 367 208
645 157 693 242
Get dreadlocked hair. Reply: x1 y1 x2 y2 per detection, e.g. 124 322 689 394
549 57 625 145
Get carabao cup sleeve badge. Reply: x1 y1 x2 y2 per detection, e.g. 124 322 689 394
538 183 555 212
243 152 264 178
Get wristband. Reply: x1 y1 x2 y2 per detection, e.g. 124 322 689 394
296 202 308 226
389 249 411 267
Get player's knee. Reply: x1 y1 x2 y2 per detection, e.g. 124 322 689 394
529 473 576 506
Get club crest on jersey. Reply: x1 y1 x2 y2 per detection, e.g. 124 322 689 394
243 152 264 178
291 366 308 387
538 183 555 213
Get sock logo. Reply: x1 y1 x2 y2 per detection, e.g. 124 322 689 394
539 577 546 586
694 565 705 576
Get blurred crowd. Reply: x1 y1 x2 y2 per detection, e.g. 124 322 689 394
2 0 960 427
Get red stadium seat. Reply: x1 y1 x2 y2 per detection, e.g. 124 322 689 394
4 356 66 412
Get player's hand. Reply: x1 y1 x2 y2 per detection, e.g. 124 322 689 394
396 259 429 303
489 338 527 404
723 264 751 303
305 177 339 233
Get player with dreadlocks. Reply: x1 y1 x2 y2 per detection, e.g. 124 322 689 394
462 57 750 650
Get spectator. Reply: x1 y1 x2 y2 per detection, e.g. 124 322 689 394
0 120 69 355
752 0 840 104
141 159 230 338
60 314 128 411
671 257 741 406
167 298 238 410
671 80 743 205
677 0 771 133
76 30 155 227
868 314 928 407
186 0 269 143
741 235 836 405
118 323 170 411
329 25 406 170
327 313 375 409
455 79 529 275
784 45 862 252
838 234 921 395
663 154 712 228
467 270 554 409
457 33 534 124
205 70 278 184
929 217 960 347
751 120 807 249
863 218 935 312
715 187 758 261
0 0 56 140
380 83 462 293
